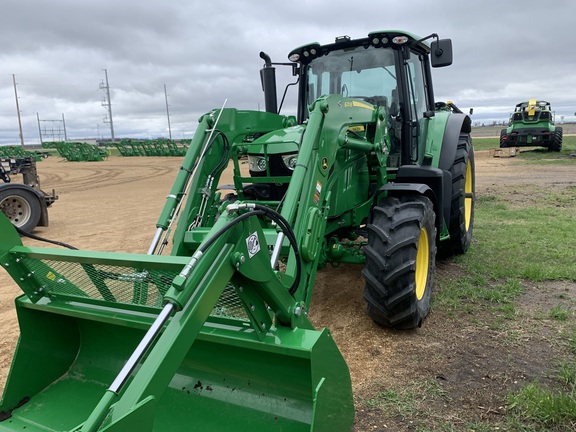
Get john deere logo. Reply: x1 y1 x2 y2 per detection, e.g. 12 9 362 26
246 232 260 258
322 157 328 170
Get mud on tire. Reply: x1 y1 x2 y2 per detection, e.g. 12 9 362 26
362 195 436 329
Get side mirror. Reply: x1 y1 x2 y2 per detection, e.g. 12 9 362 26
430 39 453 68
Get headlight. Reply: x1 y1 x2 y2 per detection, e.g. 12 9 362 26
248 155 267 172
282 154 298 171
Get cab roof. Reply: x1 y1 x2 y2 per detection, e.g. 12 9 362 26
288 30 430 65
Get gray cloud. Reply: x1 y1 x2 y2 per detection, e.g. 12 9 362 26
1 0 576 145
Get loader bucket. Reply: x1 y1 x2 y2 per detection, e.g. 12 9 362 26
0 215 354 432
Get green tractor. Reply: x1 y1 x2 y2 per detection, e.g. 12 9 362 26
500 99 563 151
0 30 474 431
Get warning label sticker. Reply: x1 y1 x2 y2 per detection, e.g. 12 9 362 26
313 181 322 205
246 231 260 258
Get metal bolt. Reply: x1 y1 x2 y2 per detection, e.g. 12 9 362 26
294 306 302 317
261 323 266 330
250 304 255 311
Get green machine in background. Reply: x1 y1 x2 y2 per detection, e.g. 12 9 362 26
500 99 563 151
0 30 474 431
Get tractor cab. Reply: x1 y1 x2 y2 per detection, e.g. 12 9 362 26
258 32 453 166
249 31 453 203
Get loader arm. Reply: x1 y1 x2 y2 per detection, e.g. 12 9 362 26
0 206 353 431
276 95 388 308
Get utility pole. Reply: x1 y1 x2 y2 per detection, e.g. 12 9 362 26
164 84 172 140
12 74 25 148
62 113 68 141
100 69 115 141
37 113 43 145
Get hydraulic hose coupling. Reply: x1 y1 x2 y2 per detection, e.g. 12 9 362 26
226 202 256 215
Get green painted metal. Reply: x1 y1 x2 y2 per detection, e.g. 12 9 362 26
0 29 468 431
112 139 188 157
0 146 47 161
54 142 109 162
0 207 353 431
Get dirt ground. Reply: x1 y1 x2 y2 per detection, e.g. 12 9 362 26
1 147 575 430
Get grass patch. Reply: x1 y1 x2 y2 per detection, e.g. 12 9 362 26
361 379 451 420
459 191 576 281
434 165 576 430
549 305 570 321
505 362 576 430
433 275 522 324
472 137 499 151
562 327 576 354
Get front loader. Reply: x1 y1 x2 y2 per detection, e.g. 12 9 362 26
0 30 474 431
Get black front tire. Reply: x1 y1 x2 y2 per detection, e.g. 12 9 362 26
500 129 508 148
362 195 436 329
0 188 42 233
439 133 475 258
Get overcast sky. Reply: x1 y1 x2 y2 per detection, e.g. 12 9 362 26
1 0 575 145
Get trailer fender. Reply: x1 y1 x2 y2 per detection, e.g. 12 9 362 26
0 183 49 228
439 113 472 171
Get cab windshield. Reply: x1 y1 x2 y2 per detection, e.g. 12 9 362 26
306 45 398 107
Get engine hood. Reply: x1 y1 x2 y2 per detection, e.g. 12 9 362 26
247 124 305 155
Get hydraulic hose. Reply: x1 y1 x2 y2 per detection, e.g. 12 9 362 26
221 203 301 295
15 226 78 250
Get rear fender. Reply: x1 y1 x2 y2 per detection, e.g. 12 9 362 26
439 113 471 171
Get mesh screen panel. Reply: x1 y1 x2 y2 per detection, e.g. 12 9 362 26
20 256 248 320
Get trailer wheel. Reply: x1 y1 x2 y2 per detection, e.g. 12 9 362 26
362 195 436 329
439 133 475 257
549 127 562 152
0 188 41 233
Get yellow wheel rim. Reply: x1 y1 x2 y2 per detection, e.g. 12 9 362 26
464 160 473 231
415 227 430 301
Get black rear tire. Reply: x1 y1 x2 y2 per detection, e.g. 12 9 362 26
549 127 562 152
363 195 436 329
438 133 475 258
0 188 41 233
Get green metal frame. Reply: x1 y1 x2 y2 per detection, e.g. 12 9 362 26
54 142 109 162
0 30 465 432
